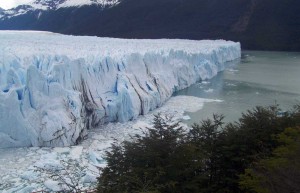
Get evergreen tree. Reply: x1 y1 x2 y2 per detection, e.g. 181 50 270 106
239 127 300 193
97 105 300 193
187 114 224 193
97 114 195 193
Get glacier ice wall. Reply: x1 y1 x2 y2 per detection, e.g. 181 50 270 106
0 31 241 148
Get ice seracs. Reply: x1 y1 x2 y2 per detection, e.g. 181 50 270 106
0 95 225 191
0 31 241 148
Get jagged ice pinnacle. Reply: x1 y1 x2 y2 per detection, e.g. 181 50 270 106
0 31 241 148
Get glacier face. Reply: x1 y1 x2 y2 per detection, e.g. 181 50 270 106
0 31 241 148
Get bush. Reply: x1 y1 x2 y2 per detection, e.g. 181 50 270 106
239 127 300 193
97 105 300 193
97 114 193 193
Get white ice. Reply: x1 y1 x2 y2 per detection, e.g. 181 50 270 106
0 31 240 148
0 95 223 192
0 0 120 19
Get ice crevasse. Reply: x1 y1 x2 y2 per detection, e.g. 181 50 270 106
0 31 241 148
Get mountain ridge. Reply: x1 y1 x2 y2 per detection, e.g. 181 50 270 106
0 0 299 51
0 0 119 19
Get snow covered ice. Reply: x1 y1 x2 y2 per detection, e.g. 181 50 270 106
0 0 120 19
0 95 223 192
0 31 241 148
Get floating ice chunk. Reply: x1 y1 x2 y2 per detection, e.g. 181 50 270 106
226 83 237 87
4 185 35 193
132 121 152 130
20 170 38 181
40 152 58 160
81 172 98 183
163 96 220 113
34 153 63 171
70 146 83 160
227 69 239 74
204 88 214 93
89 150 104 165
53 147 70 154
17 186 35 193
182 115 191 120
44 180 61 192
201 81 210 85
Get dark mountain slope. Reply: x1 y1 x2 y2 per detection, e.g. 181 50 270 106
0 0 299 51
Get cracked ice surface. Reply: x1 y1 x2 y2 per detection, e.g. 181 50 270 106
0 95 222 192
0 31 240 148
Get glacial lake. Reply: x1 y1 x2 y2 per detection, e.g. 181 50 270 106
174 51 300 124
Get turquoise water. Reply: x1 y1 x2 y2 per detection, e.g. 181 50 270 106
174 51 300 124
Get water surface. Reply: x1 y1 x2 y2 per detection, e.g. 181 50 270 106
174 51 300 124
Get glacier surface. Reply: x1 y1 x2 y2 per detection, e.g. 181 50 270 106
0 31 241 148
0 96 223 192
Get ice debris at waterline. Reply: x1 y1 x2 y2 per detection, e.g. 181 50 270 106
0 31 241 148
0 96 222 192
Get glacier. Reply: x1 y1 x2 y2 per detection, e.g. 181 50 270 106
0 96 224 192
0 31 241 148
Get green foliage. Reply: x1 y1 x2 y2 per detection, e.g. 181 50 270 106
239 127 300 193
187 114 225 193
97 105 300 193
191 105 291 193
97 114 196 193
239 169 269 193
